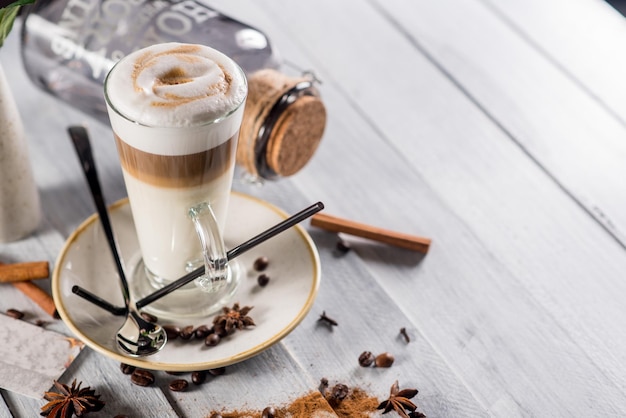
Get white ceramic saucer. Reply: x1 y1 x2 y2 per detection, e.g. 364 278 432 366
52 192 320 371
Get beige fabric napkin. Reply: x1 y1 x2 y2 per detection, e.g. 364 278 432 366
0 313 84 398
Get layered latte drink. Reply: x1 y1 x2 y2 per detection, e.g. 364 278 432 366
105 43 247 317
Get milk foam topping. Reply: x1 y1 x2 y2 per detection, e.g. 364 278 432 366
106 43 246 126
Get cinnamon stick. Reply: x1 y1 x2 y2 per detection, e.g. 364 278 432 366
0 261 49 282
11 281 58 318
0 261 57 318
310 213 431 254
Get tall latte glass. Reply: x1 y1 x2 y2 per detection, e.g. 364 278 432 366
104 43 247 319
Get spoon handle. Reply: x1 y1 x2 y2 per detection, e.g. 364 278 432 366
68 126 131 307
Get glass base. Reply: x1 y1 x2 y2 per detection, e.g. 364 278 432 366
129 255 243 321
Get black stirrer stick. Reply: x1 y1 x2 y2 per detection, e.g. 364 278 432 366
73 201 324 314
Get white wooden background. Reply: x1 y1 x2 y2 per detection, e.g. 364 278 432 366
2 0 626 416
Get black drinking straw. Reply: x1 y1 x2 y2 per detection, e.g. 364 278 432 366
72 201 324 315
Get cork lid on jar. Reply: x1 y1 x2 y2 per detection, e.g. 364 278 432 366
237 69 327 180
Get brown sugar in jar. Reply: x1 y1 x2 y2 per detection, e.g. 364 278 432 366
237 69 327 180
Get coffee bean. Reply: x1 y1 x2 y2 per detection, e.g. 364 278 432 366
163 325 181 340
257 273 270 287
130 369 155 386
262 406 276 418
331 384 349 401
253 256 269 271
208 367 226 376
120 363 136 375
374 352 395 368
6 308 24 319
358 351 375 367
168 379 189 392
327 383 349 407
140 311 158 323
179 325 195 340
191 370 207 385
194 325 211 339
204 333 221 347
214 322 228 337
210 414 223 418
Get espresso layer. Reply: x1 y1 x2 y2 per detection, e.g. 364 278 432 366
115 134 237 188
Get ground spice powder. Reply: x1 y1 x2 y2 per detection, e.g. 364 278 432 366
209 387 379 417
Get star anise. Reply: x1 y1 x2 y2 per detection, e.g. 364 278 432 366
377 380 419 418
213 302 255 336
41 379 104 417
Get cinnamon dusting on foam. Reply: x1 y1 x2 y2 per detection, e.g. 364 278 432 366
131 45 233 109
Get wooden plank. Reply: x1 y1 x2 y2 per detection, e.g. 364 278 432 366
0 393 13 418
480 0 626 119
371 0 626 248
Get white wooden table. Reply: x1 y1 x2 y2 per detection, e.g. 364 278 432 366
2 0 626 416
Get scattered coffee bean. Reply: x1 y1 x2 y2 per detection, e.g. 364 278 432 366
191 370 207 385
163 325 181 340
194 325 211 339
140 311 158 323
204 333 221 347
335 239 351 254
130 369 155 387
400 327 411 343
262 406 276 418
179 325 195 340
208 367 226 376
327 383 349 406
168 379 189 392
318 311 338 327
257 273 270 287
253 256 269 271
6 308 24 320
120 363 136 375
358 351 375 367
375 352 395 368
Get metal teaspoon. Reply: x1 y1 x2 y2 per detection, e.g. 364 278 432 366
68 126 167 357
